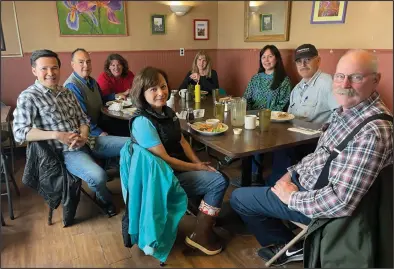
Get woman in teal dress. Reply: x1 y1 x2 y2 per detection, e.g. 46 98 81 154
243 45 292 183
243 45 292 111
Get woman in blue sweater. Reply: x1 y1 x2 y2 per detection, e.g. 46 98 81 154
129 66 229 256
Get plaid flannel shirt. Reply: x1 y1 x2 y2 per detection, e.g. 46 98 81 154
13 80 90 152
288 92 393 218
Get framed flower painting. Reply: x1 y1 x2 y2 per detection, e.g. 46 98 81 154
56 1 128 36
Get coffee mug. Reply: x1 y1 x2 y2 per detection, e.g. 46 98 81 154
244 115 257 130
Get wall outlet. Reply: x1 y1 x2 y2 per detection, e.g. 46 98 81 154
180 48 185 56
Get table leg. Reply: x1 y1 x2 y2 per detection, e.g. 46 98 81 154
241 156 253 186
230 156 253 187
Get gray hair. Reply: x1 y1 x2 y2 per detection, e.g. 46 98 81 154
71 48 89 61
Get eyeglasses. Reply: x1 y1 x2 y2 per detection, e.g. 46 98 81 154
295 57 316 66
333 73 377 84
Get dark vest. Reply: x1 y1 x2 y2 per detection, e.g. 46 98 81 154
129 106 188 163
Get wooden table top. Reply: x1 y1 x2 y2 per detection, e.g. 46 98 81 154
1 106 11 123
101 97 321 158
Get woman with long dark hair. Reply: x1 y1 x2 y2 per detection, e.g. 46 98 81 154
243 45 291 111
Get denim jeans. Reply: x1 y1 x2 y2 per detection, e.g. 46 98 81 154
230 172 310 247
176 170 229 208
63 135 129 203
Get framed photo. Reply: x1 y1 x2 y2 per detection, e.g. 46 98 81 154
0 21 5 51
56 1 128 36
151 14 165 35
311 1 348 24
260 14 273 31
194 19 209 40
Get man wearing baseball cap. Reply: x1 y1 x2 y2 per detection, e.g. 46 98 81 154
264 44 340 193
288 43 339 124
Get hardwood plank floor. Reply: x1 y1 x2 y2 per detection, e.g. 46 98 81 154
1 151 302 268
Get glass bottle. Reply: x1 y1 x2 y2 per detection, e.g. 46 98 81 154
186 108 195 123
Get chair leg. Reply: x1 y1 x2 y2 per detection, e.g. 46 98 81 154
265 227 308 267
7 120 15 174
2 153 14 220
3 154 20 196
80 188 107 215
48 207 54 225
1 212 5 226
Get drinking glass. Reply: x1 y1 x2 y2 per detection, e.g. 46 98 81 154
230 97 246 127
212 89 220 103
259 109 271 131
214 102 225 122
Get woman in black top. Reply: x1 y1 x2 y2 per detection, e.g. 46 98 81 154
178 50 219 93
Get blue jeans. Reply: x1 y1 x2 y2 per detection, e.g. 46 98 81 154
63 135 129 203
176 171 229 208
230 172 310 247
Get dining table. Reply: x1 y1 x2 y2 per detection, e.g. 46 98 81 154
101 96 321 186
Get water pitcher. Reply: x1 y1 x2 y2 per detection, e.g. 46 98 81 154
231 97 246 127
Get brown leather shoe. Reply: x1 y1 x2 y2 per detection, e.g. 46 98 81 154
185 211 222 255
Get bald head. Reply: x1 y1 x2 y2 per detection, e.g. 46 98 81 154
337 49 378 74
333 49 381 110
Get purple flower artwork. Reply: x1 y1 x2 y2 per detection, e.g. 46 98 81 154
56 1 127 36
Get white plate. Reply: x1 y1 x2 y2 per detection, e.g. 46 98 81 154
190 122 228 136
270 111 295 122
106 100 132 107
201 90 209 95
121 107 137 115
106 100 121 106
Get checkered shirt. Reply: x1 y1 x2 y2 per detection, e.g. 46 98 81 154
13 80 90 152
288 92 393 218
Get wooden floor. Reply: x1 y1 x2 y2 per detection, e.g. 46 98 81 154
1 150 302 268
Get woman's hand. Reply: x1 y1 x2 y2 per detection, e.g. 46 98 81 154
189 73 200 82
195 162 217 172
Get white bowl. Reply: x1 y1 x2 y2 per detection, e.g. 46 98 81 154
206 119 220 128
233 128 243 135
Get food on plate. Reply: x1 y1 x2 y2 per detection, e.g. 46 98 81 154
206 118 220 128
192 122 226 133
105 100 121 106
277 112 289 118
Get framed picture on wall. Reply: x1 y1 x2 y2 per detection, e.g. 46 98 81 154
194 19 209 40
151 14 166 34
311 1 348 24
260 14 273 31
56 1 128 36
0 21 5 51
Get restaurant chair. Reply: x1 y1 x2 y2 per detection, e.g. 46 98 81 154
1 147 20 220
265 221 308 267
1 102 16 174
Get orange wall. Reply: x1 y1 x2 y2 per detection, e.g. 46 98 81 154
218 1 393 49
2 1 218 53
